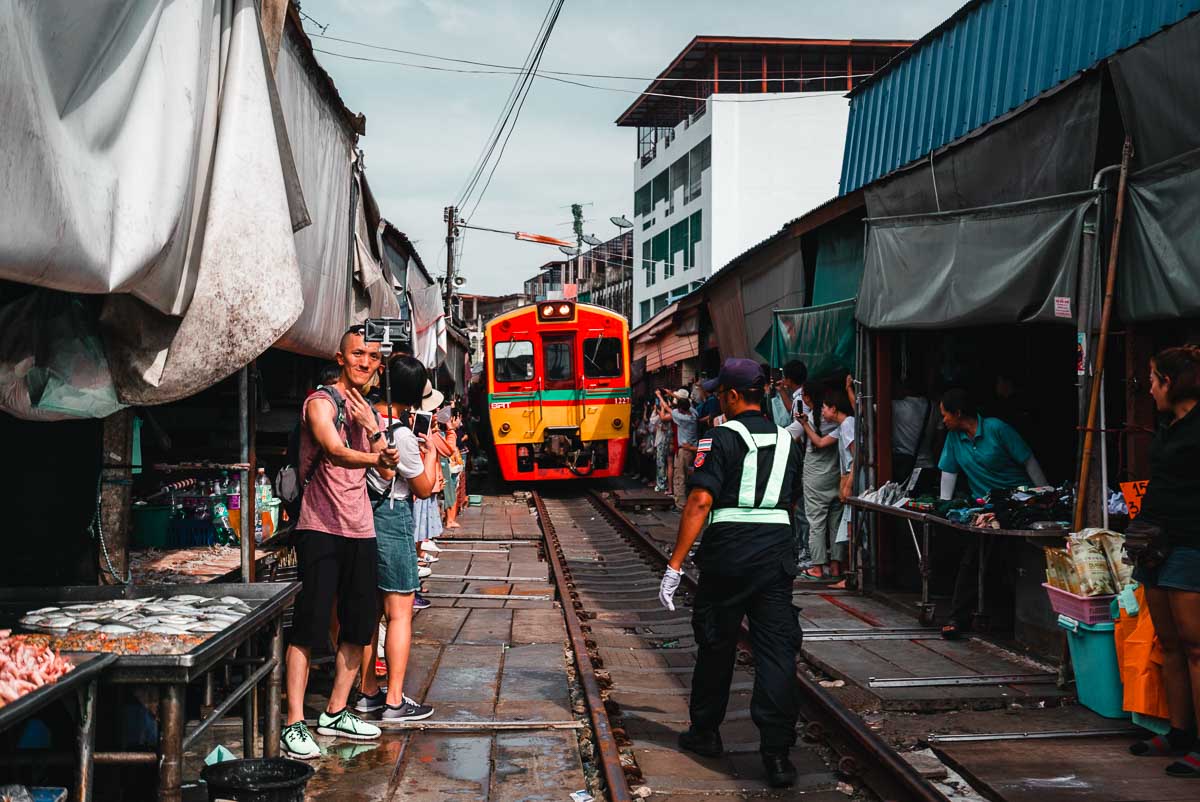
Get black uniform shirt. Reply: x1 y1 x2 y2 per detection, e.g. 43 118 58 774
686 409 803 576
1139 403 1200 547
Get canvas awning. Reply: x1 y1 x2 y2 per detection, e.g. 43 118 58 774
1109 13 1200 321
0 0 305 409
756 300 857 379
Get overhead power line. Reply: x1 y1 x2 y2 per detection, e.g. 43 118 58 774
312 31 874 85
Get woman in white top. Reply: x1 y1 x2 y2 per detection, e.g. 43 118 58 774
797 381 850 580
356 358 442 722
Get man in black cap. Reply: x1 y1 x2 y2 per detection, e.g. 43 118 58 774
658 357 803 788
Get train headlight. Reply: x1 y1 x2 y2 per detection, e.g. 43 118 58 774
542 305 555 316
499 422 511 435
557 304 570 315
612 418 623 430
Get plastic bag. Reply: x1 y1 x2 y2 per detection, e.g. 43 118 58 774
1079 528 1133 589
1114 585 1170 720
0 290 124 421
1067 533 1118 596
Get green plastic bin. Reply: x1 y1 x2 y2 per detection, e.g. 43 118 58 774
132 504 172 548
1058 614 1129 719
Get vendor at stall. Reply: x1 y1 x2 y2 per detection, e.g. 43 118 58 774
937 388 1048 639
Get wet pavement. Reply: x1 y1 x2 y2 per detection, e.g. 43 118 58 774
184 492 590 801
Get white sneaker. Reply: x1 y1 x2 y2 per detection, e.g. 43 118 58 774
316 708 381 740
421 554 439 564
418 565 432 579
280 721 320 760
423 541 442 553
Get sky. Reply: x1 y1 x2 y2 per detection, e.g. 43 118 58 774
301 0 964 295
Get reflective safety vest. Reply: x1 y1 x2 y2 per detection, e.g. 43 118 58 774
708 419 793 525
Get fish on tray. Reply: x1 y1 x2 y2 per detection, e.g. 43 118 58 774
17 595 259 641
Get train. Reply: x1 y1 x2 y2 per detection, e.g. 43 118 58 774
483 300 630 481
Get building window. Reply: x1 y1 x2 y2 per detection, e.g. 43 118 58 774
669 155 688 215
639 300 651 323
689 210 702 269
653 293 669 315
634 184 651 217
652 232 670 279
642 241 654 286
670 219 689 272
651 170 669 215
687 138 710 203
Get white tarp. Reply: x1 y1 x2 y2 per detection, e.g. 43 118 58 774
410 284 446 370
0 0 304 408
272 26 354 357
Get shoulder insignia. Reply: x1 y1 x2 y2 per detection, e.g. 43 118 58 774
697 437 713 452
693 451 707 468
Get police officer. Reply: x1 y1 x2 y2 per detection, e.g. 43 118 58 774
658 358 802 788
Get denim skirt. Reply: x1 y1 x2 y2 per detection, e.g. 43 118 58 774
374 498 420 594
1132 545 1200 593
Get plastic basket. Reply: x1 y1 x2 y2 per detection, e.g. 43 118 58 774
1057 615 1129 719
1042 583 1116 625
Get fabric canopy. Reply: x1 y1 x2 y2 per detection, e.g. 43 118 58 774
706 281 749 360
756 300 857 380
1110 14 1200 321
0 0 305 408
865 74 1101 218
740 246 804 358
858 192 1095 330
811 216 866 305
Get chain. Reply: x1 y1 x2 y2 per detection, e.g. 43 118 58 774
90 474 130 585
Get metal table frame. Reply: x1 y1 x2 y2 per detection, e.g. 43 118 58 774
848 498 1064 628
0 583 299 802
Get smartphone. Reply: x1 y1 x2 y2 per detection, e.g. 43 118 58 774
412 411 432 436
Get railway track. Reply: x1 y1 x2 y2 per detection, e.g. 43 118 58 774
534 489 948 802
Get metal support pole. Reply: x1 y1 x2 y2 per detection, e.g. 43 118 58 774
265 617 284 758
241 641 259 759
158 684 185 802
76 681 97 802
239 365 256 582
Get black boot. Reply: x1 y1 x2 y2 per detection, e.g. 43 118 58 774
678 728 724 757
762 752 797 788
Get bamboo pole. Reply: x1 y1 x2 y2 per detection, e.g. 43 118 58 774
1074 136 1134 531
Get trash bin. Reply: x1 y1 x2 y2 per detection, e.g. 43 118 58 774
1058 614 1129 719
201 758 315 802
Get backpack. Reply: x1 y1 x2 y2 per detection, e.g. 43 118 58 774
276 386 346 523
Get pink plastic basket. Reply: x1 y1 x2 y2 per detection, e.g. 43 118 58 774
1043 583 1116 625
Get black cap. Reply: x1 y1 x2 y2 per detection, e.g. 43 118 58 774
701 358 766 393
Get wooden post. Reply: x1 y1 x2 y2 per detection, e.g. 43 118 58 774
98 409 134 585
1074 136 1133 532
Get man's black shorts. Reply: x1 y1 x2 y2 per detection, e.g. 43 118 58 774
290 530 379 649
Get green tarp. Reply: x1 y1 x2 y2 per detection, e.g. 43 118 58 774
811 217 865 305
755 299 857 380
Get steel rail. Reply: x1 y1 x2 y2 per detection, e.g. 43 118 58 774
587 489 948 802
532 492 634 802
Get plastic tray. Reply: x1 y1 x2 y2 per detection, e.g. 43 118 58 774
1043 582 1116 625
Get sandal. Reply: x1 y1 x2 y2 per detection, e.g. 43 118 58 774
1131 733 1194 757
1166 752 1200 777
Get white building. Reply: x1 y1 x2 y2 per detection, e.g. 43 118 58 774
617 37 910 326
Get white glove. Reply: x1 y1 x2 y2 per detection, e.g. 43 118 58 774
659 567 684 611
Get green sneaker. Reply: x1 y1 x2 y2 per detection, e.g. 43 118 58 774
280 721 320 760
316 708 381 741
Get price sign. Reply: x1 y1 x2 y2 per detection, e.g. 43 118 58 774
1121 480 1149 519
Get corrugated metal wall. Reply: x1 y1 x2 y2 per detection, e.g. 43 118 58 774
840 0 1200 194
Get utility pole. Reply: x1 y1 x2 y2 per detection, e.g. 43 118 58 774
444 205 458 320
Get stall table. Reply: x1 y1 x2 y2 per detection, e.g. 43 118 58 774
0 651 116 802
0 582 300 802
848 497 1066 628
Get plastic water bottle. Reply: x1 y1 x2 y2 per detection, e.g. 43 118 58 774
225 471 241 513
210 483 236 544
255 468 272 506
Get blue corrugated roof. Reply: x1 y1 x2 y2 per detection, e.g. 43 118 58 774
840 0 1200 194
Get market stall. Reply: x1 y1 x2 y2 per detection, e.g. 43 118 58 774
0 583 299 802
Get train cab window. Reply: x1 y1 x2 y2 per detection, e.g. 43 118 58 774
494 340 534 382
583 337 623 378
543 339 574 383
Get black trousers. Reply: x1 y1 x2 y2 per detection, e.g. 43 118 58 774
689 564 800 754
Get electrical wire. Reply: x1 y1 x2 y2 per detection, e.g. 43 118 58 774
312 47 861 104
312 31 878 85
455 0 558 209
465 0 567 220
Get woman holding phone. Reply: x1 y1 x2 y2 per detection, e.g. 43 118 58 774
355 358 441 722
